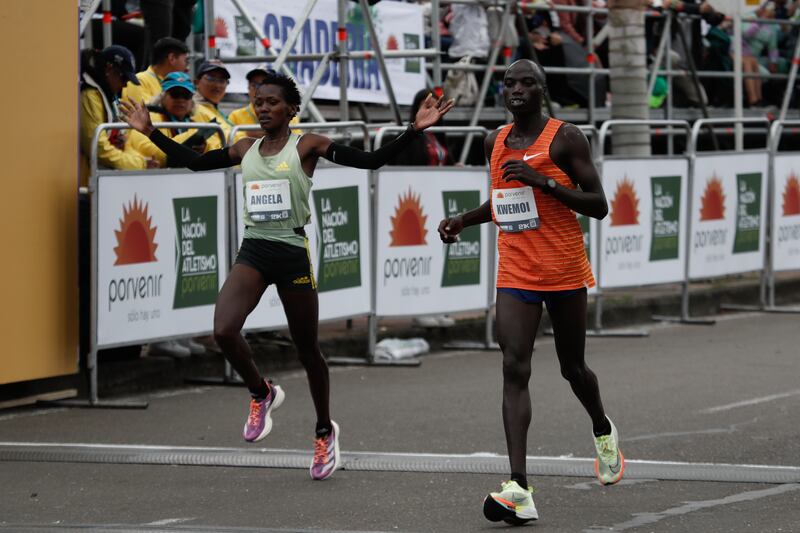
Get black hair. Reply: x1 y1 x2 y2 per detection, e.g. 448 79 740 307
256 71 302 107
152 37 189 65
410 89 429 122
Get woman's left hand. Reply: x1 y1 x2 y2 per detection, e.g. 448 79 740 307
412 93 455 131
501 159 548 188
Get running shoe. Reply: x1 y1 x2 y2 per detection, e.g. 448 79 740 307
594 417 625 485
242 381 285 442
483 480 539 525
310 420 340 480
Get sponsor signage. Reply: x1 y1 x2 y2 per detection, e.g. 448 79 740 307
600 159 688 288
375 169 489 316
96 172 227 347
689 152 768 279
772 155 800 272
215 0 426 104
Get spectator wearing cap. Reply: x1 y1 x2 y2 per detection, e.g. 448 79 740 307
228 67 302 142
193 60 234 141
122 37 190 106
79 45 156 184
125 72 223 168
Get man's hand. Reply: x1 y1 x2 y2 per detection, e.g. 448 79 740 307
412 94 455 131
501 159 548 189
145 158 160 169
118 99 155 136
438 216 464 244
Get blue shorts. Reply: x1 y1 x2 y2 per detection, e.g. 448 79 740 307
498 287 585 309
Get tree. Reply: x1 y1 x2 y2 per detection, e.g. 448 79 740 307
608 0 650 156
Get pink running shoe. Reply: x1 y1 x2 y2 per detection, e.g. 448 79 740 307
310 420 340 480
243 381 285 442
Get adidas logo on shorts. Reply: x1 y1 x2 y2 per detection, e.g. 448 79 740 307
292 275 311 285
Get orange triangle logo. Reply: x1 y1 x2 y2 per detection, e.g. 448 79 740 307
700 175 726 220
782 173 800 216
389 187 428 246
113 195 158 265
610 177 640 226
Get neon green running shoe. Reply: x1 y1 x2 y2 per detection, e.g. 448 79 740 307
594 417 625 485
483 480 539 525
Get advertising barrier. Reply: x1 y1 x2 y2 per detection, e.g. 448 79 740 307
97 171 228 347
374 168 490 317
772 153 800 273
599 158 689 288
233 167 372 330
688 152 769 279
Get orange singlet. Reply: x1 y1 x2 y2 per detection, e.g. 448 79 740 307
490 118 595 291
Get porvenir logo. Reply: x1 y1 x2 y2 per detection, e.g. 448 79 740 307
700 175 726 220
114 195 158 265
387 35 399 50
783 173 800 216
390 188 428 246
610 177 639 226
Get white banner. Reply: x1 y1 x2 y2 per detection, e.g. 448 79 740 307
772 154 800 273
235 166 372 330
215 0 426 104
97 172 228 347
376 168 490 317
600 158 688 288
689 152 768 279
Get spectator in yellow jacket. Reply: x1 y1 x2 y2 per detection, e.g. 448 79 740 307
125 72 225 167
79 46 156 185
122 37 190 105
193 60 233 141
228 66 301 142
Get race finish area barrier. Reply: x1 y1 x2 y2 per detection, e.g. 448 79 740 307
655 118 770 325
593 120 692 337
720 120 800 315
49 122 229 409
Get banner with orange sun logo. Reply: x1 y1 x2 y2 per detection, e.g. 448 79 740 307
233 168 372 332
599 159 688 288
375 169 489 317
214 0 425 104
689 153 768 279
96 172 228 347
772 156 800 272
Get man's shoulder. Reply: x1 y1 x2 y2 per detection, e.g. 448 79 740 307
228 106 254 124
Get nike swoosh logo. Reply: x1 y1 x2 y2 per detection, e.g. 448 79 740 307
523 152 544 161
608 460 621 474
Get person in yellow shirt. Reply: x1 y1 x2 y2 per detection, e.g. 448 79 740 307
121 37 189 105
229 66 301 143
125 72 225 167
79 45 156 185
193 60 234 141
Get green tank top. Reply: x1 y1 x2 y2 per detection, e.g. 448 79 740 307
241 133 312 247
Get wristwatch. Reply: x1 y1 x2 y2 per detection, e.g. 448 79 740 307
545 178 558 192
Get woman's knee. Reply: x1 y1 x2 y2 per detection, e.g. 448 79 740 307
213 315 242 345
560 362 589 383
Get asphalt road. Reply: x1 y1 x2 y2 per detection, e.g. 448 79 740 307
1 312 799 532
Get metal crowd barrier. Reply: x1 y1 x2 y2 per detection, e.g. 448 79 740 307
57 118 800 406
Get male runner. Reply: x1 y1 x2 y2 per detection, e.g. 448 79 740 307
438 59 624 524
120 72 453 481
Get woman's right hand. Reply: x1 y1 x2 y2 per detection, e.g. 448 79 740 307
118 99 155 136
438 216 464 243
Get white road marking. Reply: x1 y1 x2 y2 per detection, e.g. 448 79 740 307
699 389 800 414
627 417 758 442
566 478 657 490
144 518 196 526
584 483 800 532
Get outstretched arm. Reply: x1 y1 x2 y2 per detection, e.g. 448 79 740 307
299 94 454 170
118 99 253 170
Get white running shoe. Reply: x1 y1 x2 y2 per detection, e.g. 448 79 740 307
177 338 206 355
149 341 191 358
594 417 625 485
483 480 539 525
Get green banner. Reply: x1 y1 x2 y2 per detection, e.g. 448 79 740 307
234 16 256 56
173 196 218 309
733 172 762 254
441 191 481 287
313 186 361 292
577 214 590 260
650 175 681 261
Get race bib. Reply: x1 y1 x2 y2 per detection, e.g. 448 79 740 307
246 180 291 222
492 186 540 232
